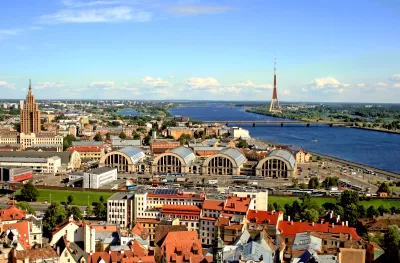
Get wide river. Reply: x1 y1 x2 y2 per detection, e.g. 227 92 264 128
168 105 400 174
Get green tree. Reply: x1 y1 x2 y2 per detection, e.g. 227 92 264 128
377 182 391 195
16 202 36 215
20 182 39 202
267 203 274 211
383 225 400 262
43 202 67 233
340 190 359 207
237 139 248 148
308 177 320 189
119 131 126 140
321 177 339 189
132 132 141 140
178 134 191 145
66 206 83 221
292 178 298 187
366 205 379 218
67 195 74 205
303 209 319 222
299 183 308 189
99 196 105 203
94 133 103 141
105 132 111 140
143 135 151 145
63 134 76 150
378 205 389 216
93 202 107 219
86 206 93 217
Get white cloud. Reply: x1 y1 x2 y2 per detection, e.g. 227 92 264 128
375 82 387 87
168 5 233 15
34 81 67 90
0 81 16 89
168 75 175 79
357 83 365 87
0 28 23 40
30 26 43 30
152 88 169 95
142 76 172 87
186 77 220 89
308 77 349 94
393 83 400 88
301 88 308 92
62 0 137 8
39 7 151 23
235 80 272 89
282 89 291 95
390 74 400 81
90 81 117 89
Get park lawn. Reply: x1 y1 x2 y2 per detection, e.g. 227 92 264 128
268 196 400 209
17 189 114 206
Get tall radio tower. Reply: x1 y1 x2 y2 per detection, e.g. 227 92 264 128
269 56 282 113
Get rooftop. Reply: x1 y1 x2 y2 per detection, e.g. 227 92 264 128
86 166 117 175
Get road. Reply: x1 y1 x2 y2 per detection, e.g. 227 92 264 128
0 202 87 214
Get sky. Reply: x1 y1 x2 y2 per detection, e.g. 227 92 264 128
0 0 400 102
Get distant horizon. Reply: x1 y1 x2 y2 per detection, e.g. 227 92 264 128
1 98 400 105
1 0 399 102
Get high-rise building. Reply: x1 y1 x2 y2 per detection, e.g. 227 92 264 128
20 80 41 134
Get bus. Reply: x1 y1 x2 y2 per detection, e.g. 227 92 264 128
329 190 342 197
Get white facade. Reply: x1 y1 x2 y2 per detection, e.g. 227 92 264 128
83 167 117 189
19 132 63 151
231 127 250 139
107 193 133 227
0 156 61 174
231 191 268 211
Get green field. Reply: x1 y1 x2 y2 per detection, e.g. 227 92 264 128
17 189 114 206
269 196 400 209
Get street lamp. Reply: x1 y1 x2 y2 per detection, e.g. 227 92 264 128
49 194 52 203
88 196 90 207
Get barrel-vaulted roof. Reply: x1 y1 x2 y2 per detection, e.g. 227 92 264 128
117 146 145 164
170 146 196 165
219 147 247 166
267 149 296 169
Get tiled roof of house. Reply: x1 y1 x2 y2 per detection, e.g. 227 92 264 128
161 231 210 263
0 206 26 221
68 146 104 152
2 221 31 249
121 256 156 263
162 205 201 213
247 210 283 225
202 200 224 211
223 196 251 213
14 247 58 261
132 223 150 240
278 221 360 240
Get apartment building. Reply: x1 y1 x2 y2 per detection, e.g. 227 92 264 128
107 192 134 227
83 167 117 189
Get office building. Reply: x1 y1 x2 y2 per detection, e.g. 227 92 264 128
83 167 117 189
20 81 41 134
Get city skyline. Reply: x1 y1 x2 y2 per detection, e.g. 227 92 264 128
1 0 400 102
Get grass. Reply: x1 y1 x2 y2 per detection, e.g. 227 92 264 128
269 196 400 209
16 189 114 206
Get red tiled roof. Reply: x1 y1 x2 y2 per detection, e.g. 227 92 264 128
88 252 110 263
147 193 205 200
0 206 26 221
91 225 118 232
68 146 104 152
110 251 134 262
162 205 201 213
224 224 243 230
247 210 283 225
202 200 224 211
161 231 208 263
136 218 160 223
52 219 83 235
215 217 230 227
122 256 156 263
131 239 148 257
278 221 360 240
14 247 58 261
132 223 149 240
3 221 31 249
223 196 251 213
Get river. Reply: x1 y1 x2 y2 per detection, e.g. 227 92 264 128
168 105 400 174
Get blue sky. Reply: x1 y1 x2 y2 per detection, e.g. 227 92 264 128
0 0 400 102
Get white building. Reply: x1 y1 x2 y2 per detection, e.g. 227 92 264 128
83 167 117 189
230 127 250 139
0 156 61 174
107 192 133 227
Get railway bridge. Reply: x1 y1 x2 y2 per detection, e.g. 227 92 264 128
199 120 354 127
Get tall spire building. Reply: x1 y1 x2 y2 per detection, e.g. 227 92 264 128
20 80 41 134
269 56 282 113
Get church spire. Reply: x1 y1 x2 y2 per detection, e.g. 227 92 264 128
29 79 32 90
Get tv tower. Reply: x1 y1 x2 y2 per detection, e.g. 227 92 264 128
269 56 282 113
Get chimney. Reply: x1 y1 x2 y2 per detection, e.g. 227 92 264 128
332 223 334 228
346 221 348 226
288 216 290 222
121 250 124 254
330 211 333 219
312 222 314 226
291 220 293 225
342 222 344 226
109 251 111 254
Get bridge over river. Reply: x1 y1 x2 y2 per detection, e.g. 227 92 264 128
199 120 354 127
